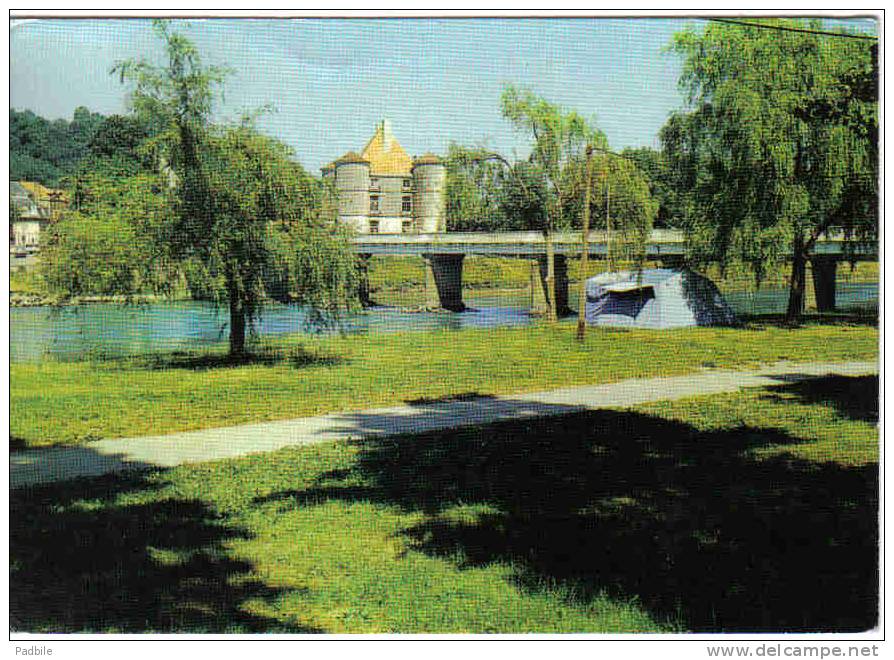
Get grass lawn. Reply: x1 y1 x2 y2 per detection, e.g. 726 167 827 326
9 268 46 295
11 320 878 448
10 374 878 633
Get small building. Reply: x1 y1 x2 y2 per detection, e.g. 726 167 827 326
10 181 67 259
322 120 446 234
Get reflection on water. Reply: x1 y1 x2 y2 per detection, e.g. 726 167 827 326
9 283 878 362
9 291 534 362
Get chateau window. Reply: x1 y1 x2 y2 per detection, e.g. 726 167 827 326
402 220 413 233
370 195 380 214
401 196 412 213
370 178 380 190
369 220 379 234
403 178 411 188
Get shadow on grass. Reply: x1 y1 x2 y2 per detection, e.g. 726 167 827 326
93 345 345 372
740 310 878 329
762 375 879 425
257 375 878 632
10 463 317 633
405 392 497 406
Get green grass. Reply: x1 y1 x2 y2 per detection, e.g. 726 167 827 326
10 375 878 633
9 267 47 296
11 320 878 448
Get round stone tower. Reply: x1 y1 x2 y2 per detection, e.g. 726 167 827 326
412 154 446 233
334 151 371 232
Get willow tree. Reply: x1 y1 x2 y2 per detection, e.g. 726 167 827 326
663 19 877 322
560 150 656 272
444 143 510 231
500 86 607 321
110 21 357 356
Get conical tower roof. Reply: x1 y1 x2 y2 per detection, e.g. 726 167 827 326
361 120 413 176
335 151 369 165
413 153 443 166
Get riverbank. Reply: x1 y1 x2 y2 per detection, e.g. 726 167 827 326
11 319 878 449
9 268 194 307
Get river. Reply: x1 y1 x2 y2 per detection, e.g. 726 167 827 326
9 283 878 362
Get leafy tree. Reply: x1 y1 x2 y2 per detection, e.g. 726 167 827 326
43 173 175 297
444 143 509 231
498 161 549 232
109 20 356 356
88 115 152 161
500 86 607 320
662 19 878 321
561 152 656 270
620 147 679 228
170 125 358 352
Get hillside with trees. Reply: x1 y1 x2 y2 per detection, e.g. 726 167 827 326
9 107 106 186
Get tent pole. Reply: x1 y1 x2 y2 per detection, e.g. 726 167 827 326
576 145 595 342
606 180 612 272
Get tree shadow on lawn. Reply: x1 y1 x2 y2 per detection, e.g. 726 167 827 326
739 310 878 329
10 464 318 633
761 375 879 424
93 344 345 372
257 376 878 633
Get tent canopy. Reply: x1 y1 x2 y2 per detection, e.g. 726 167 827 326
585 268 737 329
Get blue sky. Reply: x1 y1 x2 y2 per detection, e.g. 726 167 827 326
9 17 876 172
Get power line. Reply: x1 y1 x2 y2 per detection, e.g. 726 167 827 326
706 17 878 41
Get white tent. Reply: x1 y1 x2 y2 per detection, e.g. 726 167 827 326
585 268 738 329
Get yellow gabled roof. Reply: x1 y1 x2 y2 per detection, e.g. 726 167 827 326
361 120 413 176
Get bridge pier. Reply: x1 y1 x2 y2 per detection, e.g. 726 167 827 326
423 254 466 311
811 257 838 312
357 254 373 307
658 254 687 270
532 255 571 317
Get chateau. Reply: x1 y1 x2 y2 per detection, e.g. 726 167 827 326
322 120 446 234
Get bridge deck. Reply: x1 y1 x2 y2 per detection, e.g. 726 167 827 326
351 230 875 259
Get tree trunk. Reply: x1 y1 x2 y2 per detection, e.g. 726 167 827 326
544 230 557 323
229 295 247 357
785 232 807 324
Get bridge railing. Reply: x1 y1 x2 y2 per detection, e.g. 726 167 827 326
350 230 875 258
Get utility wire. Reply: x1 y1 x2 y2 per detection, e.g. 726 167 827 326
706 17 878 41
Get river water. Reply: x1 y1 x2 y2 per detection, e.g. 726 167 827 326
9 283 878 362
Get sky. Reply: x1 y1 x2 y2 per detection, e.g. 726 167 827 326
9 16 878 172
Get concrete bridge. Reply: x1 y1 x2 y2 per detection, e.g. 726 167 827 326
351 230 876 314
